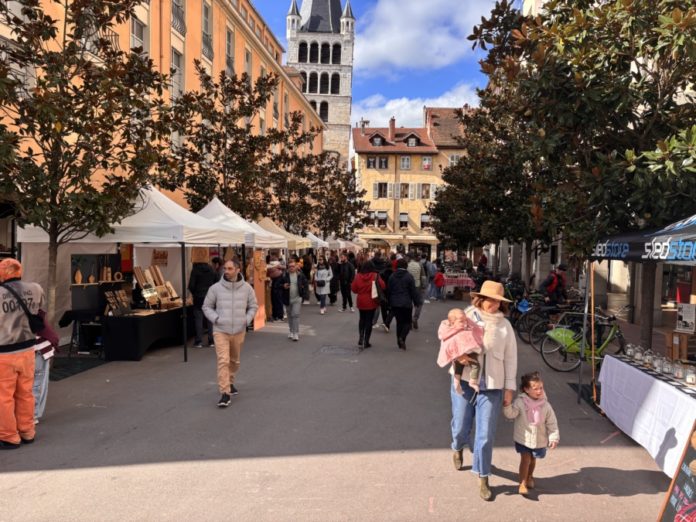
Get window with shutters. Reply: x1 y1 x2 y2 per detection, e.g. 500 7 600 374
400 156 411 170
408 184 416 200
449 154 461 167
387 183 394 199
400 183 409 199
367 157 376 169
378 157 388 169
420 183 431 200
422 156 432 171
375 182 388 199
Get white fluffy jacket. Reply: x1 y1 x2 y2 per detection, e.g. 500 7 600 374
203 274 258 335
454 306 517 391
503 393 560 449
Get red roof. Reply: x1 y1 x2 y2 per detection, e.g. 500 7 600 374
424 107 467 148
352 127 438 154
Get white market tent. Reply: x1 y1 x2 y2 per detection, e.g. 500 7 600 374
305 231 329 249
197 197 287 249
256 217 312 250
18 186 246 361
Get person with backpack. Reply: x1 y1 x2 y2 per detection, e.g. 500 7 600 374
539 264 568 305
338 253 356 312
188 259 218 347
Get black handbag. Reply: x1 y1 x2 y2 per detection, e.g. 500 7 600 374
316 280 326 288
374 275 388 305
0 282 45 333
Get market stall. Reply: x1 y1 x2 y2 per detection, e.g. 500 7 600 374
256 217 311 251
18 186 245 362
586 213 696 476
304 231 329 250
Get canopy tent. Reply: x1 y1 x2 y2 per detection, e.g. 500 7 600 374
352 237 369 249
256 217 311 250
18 186 246 362
326 235 361 252
304 231 329 249
18 187 246 246
196 197 287 249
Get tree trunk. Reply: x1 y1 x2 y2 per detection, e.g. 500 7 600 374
47 221 59 328
523 239 533 290
639 262 656 349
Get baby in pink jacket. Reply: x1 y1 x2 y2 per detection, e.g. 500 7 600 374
437 308 484 393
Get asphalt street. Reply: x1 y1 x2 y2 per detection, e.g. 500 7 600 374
0 298 670 521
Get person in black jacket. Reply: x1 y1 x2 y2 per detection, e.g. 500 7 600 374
338 253 356 312
387 258 422 350
328 254 340 306
188 261 219 347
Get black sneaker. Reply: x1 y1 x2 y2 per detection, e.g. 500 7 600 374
217 393 231 408
230 385 239 396
0 440 21 450
20 437 34 445
412 320 419 330
398 338 406 350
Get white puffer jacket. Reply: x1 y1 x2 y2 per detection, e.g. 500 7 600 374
203 274 258 335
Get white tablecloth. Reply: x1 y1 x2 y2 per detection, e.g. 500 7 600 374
598 355 696 478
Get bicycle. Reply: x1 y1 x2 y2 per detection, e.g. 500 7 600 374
540 309 626 372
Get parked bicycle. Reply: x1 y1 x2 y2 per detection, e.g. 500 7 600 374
540 308 628 372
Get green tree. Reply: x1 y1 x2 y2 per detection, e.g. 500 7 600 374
0 1 173 321
472 0 696 345
162 61 283 216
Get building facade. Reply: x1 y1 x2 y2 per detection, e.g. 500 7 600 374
352 115 445 257
0 0 325 209
285 0 355 165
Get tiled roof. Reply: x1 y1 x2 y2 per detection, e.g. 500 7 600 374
352 127 438 154
425 107 466 148
299 0 343 33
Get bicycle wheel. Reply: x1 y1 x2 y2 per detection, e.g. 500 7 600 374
541 335 581 372
597 331 626 359
516 311 544 344
529 319 552 353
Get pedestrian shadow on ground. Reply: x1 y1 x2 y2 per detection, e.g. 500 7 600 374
490 465 668 499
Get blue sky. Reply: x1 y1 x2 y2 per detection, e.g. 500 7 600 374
252 0 511 128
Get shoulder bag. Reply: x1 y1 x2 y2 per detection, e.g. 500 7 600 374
0 282 45 333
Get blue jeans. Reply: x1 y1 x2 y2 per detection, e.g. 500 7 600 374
318 294 327 308
450 379 503 477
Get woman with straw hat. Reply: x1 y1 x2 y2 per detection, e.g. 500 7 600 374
449 280 517 501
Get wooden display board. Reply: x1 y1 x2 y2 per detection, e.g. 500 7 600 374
658 419 696 521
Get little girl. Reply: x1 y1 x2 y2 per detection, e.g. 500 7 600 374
503 371 560 495
436 308 484 393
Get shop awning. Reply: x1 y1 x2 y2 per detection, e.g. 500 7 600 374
197 197 287 249
256 218 312 250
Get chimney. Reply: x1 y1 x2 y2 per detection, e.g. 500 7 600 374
389 117 396 142
359 117 370 136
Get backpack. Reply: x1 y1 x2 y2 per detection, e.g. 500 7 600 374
546 273 559 293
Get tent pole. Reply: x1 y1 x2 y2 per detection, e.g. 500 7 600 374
181 243 188 363
241 244 246 278
577 260 591 404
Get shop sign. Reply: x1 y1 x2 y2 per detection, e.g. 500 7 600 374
642 237 696 262
591 241 630 259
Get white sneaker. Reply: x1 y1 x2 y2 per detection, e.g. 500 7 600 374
350 307 355 312
293 333 299 341
288 333 294 339
424 299 431 304
338 308 345 312
320 309 325 315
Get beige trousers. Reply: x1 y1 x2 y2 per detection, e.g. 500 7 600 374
214 332 246 394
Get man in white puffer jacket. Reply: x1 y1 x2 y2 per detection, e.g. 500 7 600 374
203 259 258 408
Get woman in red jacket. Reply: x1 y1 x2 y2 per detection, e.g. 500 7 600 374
351 261 386 350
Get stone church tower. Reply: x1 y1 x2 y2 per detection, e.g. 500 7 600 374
286 0 355 165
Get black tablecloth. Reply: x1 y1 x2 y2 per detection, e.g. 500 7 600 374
102 308 185 361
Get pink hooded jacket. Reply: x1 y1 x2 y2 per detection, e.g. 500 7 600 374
436 318 484 368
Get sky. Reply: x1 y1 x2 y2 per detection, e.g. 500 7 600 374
251 0 513 128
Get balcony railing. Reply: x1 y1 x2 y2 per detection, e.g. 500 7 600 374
83 27 121 55
171 3 186 36
202 33 214 60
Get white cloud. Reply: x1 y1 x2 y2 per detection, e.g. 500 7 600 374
354 0 494 75
351 82 479 128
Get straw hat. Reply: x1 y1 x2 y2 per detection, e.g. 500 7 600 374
471 280 511 302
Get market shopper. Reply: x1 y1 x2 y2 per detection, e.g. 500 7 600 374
351 261 386 350
407 255 427 329
0 259 44 449
188 259 218 347
203 259 258 408
450 280 517 501
387 258 422 350
314 258 333 315
338 253 355 312
328 255 340 306
539 264 568 305
281 259 309 341
268 259 285 321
